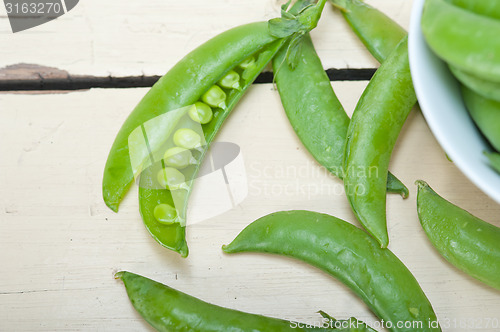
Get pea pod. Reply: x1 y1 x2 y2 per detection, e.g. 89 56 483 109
461 85 500 152
223 210 441 332
104 0 328 256
137 39 288 256
485 151 500 174
103 22 278 212
115 271 373 332
272 33 408 197
329 0 406 64
132 30 285 257
445 0 500 20
416 180 500 290
343 36 416 248
421 0 500 83
450 66 500 103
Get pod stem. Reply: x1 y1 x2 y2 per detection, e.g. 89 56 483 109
329 0 348 12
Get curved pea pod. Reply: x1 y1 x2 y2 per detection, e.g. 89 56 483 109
450 66 500 103
329 0 406 64
272 33 408 198
485 151 500 174
416 180 500 290
461 85 500 152
102 22 280 212
138 38 287 257
223 210 441 332
445 0 500 20
421 0 500 83
343 36 416 248
115 271 366 332
103 22 284 257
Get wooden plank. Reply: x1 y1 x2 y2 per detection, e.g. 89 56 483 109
0 0 412 79
1 84 499 331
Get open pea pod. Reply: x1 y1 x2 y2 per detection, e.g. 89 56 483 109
461 85 500 152
485 152 500 174
103 0 328 256
116 271 375 332
103 22 279 212
272 32 408 198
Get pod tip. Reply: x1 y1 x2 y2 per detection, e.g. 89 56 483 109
415 179 428 189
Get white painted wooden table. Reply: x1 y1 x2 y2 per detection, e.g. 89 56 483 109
1 1 499 331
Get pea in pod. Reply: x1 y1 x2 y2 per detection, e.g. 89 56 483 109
416 180 500 290
343 36 416 248
223 210 441 332
421 0 500 83
461 85 500 152
272 32 408 198
115 271 374 332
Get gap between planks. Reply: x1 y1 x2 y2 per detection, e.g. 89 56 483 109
0 63 376 92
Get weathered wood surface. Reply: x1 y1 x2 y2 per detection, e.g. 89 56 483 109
0 0 412 80
1 84 499 331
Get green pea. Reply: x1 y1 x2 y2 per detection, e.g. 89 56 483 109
157 167 186 190
163 147 196 169
218 70 241 90
238 56 256 69
188 102 213 124
201 85 227 109
153 203 178 225
173 128 202 149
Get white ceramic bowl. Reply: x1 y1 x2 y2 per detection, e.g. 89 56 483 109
408 0 500 204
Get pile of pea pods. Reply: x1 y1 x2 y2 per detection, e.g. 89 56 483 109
103 0 500 331
422 0 500 173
